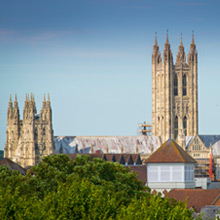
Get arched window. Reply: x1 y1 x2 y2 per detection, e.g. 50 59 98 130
183 74 187 96
183 116 187 136
174 74 178 96
174 116 178 139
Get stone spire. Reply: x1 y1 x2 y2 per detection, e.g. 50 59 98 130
163 30 172 62
24 93 29 107
192 30 195 45
14 94 18 106
7 94 13 119
155 32 158 45
47 93 51 107
165 30 169 45
187 31 197 64
152 32 161 64
153 33 159 52
190 30 196 51
176 33 186 64
29 93 37 114
43 93 46 107
13 94 20 120
9 94 12 108
23 93 29 119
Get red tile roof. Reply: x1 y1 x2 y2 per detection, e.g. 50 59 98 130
123 154 134 164
128 165 147 185
145 139 196 163
167 189 220 212
114 154 125 164
0 158 26 174
130 154 142 164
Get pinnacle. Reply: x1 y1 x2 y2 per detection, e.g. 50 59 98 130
154 32 158 46
180 33 183 47
191 30 195 45
43 93 46 102
15 93 17 102
25 93 29 102
165 30 169 44
47 93 50 102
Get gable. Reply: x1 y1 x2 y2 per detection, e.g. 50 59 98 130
187 135 207 152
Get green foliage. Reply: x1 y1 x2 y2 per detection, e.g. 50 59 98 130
0 154 194 219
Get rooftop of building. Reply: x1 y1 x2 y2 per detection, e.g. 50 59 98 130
145 139 196 164
167 189 220 213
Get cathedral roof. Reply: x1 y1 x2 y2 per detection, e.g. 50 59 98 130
54 136 161 155
145 139 196 163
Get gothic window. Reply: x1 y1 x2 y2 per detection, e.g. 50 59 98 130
183 74 187 96
174 74 178 96
183 116 187 136
174 116 178 139
192 138 201 151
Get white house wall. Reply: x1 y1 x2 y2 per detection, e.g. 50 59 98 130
147 163 184 183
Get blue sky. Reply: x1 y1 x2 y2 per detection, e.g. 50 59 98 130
0 0 220 150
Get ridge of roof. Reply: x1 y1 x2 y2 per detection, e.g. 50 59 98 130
145 139 196 163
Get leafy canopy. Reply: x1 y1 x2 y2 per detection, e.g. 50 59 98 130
0 154 194 219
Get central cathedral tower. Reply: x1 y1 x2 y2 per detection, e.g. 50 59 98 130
152 33 198 145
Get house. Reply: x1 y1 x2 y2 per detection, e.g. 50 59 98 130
145 139 196 193
0 158 26 175
167 189 220 218
129 165 147 185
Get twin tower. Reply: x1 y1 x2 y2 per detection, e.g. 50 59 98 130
4 94 54 167
152 33 198 145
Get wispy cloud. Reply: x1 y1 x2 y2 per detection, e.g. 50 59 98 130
0 29 17 41
51 48 138 59
0 28 95 45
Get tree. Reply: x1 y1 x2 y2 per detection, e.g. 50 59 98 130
0 154 194 219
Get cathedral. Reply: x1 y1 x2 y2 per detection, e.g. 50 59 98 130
4 33 220 171
4 94 54 167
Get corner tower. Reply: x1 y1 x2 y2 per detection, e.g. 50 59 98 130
152 33 198 145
